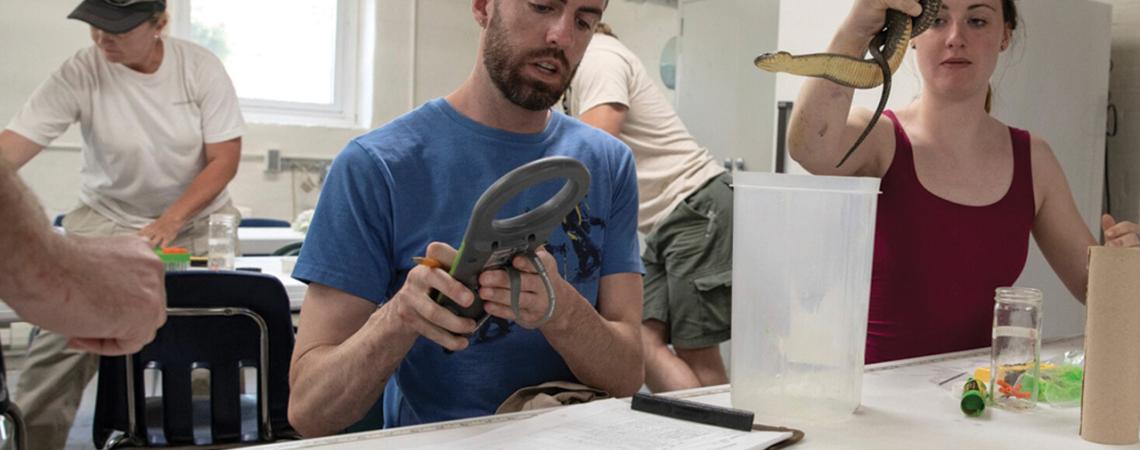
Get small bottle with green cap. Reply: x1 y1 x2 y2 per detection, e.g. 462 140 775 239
156 247 191 272
961 377 988 417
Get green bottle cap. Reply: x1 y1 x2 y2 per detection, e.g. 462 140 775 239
155 247 191 264
961 391 986 416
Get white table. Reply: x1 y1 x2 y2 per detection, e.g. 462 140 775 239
48 225 305 256
238 227 306 255
253 337 1131 450
234 256 306 311
0 256 308 324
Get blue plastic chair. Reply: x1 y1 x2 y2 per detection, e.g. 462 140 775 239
93 271 297 448
239 218 291 228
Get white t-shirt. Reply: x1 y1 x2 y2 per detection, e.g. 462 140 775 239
7 38 245 228
568 34 724 234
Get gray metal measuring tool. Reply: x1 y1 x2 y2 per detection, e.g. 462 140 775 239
434 156 591 332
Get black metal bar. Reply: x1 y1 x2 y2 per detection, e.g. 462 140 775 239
776 101 793 173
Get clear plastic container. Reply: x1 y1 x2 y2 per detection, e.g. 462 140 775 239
730 172 880 422
208 213 238 271
990 287 1043 410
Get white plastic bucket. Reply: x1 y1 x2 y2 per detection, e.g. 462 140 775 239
730 172 880 422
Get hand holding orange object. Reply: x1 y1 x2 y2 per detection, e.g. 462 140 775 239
413 256 444 270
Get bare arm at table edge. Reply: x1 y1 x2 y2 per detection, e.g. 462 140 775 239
0 158 166 355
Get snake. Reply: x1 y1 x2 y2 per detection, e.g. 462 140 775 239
755 0 942 167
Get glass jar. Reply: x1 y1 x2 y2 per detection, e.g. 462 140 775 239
208 214 238 271
990 287 1043 410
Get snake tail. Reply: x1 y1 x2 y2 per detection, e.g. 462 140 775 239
836 43 892 168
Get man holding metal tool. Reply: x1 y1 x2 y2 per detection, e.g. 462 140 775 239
288 0 644 437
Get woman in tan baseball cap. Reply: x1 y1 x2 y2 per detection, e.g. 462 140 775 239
0 0 246 446
68 0 167 34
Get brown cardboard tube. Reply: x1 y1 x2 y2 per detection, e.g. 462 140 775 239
1080 247 1140 444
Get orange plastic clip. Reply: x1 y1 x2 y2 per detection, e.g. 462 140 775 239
413 256 443 270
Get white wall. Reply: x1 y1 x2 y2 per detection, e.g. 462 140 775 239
0 0 679 221
1104 0 1140 225
1002 1 1112 339
676 0 779 172
598 0 680 103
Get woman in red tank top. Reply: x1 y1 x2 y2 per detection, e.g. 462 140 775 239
787 0 1140 363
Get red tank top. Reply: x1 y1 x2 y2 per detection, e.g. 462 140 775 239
866 110 1035 363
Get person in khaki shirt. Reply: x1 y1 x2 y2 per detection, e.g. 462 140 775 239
565 24 732 392
0 1 244 446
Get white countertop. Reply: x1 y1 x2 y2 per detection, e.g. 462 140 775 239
238 227 306 255
253 337 1129 450
49 225 306 256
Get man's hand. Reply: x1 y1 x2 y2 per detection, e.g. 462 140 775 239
477 247 585 330
139 215 186 248
14 234 167 355
382 242 479 351
1102 214 1140 248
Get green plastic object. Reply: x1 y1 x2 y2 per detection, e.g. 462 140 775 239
155 247 191 271
961 377 987 417
1019 365 1084 406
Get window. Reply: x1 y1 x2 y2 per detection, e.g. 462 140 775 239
170 0 372 128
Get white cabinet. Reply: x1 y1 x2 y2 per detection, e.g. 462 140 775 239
676 0 780 172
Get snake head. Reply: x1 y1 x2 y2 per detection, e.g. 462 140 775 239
754 51 793 71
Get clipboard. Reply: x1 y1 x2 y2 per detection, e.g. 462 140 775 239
632 392 805 449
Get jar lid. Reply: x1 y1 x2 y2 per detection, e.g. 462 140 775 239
209 213 238 224
995 287 1043 305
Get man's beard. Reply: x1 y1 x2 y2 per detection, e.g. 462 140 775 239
483 9 577 111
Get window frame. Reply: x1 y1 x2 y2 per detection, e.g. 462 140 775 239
168 0 366 128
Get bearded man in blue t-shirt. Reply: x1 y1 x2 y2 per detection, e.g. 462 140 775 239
286 0 645 437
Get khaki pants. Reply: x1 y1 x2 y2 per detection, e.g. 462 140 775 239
16 202 238 450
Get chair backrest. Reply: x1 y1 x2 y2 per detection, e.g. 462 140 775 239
0 346 27 450
239 218 291 228
94 271 296 448
270 242 303 257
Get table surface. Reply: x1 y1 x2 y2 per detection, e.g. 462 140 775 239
238 227 306 255
234 256 306 310
0 256 307 324
252 336 1133 450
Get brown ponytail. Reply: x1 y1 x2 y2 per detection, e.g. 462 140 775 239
985 85 993 113
1003 0 1019 30
595 22 617 38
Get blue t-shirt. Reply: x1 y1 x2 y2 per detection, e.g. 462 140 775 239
293 98 643 428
